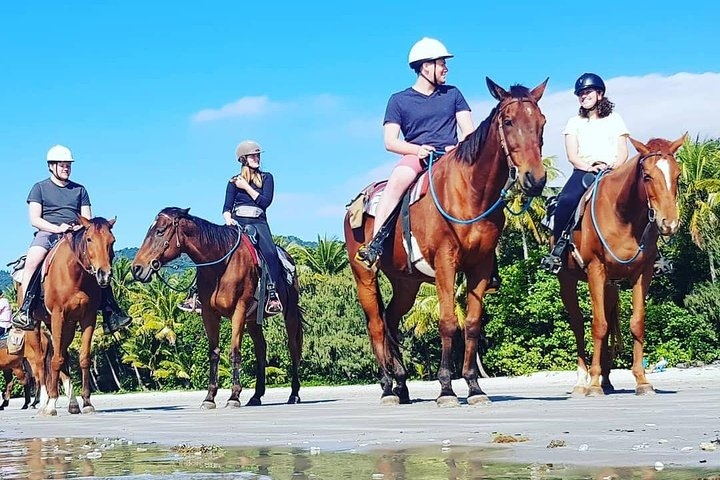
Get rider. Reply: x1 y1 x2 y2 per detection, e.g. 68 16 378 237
180 141 284 315
0 291 10 337
11 145 132 334
542 73 629 269
356 38 474 261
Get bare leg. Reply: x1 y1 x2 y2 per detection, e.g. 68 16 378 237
372 165 417 237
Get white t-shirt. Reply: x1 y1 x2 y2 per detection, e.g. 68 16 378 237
0 298 11 329
563 112 629 167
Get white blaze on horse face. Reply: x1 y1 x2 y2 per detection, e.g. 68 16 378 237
657 159 672 191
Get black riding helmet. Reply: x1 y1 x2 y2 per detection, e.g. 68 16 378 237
574 73 605 96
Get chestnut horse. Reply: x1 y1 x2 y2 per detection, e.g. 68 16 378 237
558 135 686 396
23 216 117 416
131 208 303 408
344 78 548 406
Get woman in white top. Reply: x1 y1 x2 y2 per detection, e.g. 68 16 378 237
0 291 11 336
546 73 629 263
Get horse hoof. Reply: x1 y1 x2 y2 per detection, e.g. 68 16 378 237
246 397 262 407
586 386 605 397
636 384 655 396
200 401 216 410
287 395 301 404
82 405 96 414
68 403 81 415
436 395 460 408
467 394 491 406
21 405 28 410
40 408 58 417
225 400 242 409
571 386 588 396
380 395 400 406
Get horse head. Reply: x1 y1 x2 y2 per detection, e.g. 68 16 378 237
486 77 548 196
131 207 190 282
629 134 686 236
77 215 116 287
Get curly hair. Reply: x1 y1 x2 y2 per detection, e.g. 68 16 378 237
579 96 614 119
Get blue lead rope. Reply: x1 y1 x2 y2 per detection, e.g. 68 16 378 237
427 151 532 224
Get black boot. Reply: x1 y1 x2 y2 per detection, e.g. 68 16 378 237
355 208 400 269
541 236 568 275
11 270 41 331
101 288 132 334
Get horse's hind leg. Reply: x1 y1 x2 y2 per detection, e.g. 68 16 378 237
13 364 31 410
245 319 265 407
284 286 303 404
559 272 589 396
78 321 96 413
600 284 619 393
385 279 421 404
201 313 222 409
350 263 396 404
1 369 11 409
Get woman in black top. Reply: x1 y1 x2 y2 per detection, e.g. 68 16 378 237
223 140 283 314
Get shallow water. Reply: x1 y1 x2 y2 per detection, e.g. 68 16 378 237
0 438 718 479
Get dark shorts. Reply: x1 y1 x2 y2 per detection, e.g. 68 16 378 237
30 231 61 250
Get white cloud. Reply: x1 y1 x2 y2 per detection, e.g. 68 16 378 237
191 95 282 122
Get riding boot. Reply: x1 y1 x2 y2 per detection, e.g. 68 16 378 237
486 254 502 294
101 288 132 335
355 207 401 269
11 270 42 331
264 282 283 315
541 235 569 275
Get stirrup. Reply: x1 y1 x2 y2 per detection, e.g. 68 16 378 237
11 311 36 331
355 244 380 269
486 275 501 294
540 254 563 275
264 289 283 315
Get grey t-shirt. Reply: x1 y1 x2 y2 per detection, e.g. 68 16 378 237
27 178 91 225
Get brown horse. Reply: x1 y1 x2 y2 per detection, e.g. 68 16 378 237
24 215 117 416
131 207 304 408
1 344 33 410
558 135 686 396
344 78 548 406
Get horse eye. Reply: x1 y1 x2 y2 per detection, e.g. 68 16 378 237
643 174 652 182
503 119 513 127
86 237 92 243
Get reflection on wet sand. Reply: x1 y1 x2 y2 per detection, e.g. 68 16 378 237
0 437 718 479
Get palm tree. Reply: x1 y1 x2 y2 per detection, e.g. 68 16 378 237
676 137 720 281
290 235 348 275
504 156 563 259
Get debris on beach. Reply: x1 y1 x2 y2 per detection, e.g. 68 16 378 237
171 444 225 457
492 434 529 443
546 440 566 448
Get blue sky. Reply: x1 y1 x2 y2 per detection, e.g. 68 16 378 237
1 1 719 262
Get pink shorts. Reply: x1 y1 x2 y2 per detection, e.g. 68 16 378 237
394 154 424 174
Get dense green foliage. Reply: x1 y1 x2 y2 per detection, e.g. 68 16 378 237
2 138 719 397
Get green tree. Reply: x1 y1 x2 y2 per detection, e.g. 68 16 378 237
290 236 348 275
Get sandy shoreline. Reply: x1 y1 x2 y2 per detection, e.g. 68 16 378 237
1 366 719 468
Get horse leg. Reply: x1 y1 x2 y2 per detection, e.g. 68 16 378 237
435 263 460 407
350 263 396 404
384 279 421 404
601 284 620 393
559 272 589 395
245 320 265 407
201 312 222 409
283 286 303 404
226 302 249 408
587 264 609 396
42 315 69 416
462 270 490 405
61 367 80 414
78 322 96 413
1 370 11 409
12 365 31 409
631 270 654 395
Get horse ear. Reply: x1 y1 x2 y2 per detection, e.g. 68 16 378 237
108 216 117 228
181 208 190 217
629 137 650 155
486 77 508 101
669 132 689 154
530 77 549 102
77 215 91 228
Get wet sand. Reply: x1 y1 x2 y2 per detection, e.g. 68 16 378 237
1 366 719 468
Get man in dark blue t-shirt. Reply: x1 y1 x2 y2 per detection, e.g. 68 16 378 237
12 145 131 334
356 37 474 268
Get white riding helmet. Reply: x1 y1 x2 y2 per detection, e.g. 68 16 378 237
235 140 263 160
408 37 453 66
46 144 74 163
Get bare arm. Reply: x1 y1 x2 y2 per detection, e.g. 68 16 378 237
456 110 474 142
81 205 92 220
614 135 629 166
29 202 66 233
384 122 435 159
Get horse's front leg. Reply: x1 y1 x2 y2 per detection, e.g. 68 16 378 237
559 272 589 395
78 319 96 413
42 312 70 416
462 270 490 405
587 263 609 396
435 261 460 406
631 268 654 395
201 311 222 409
226 301 248 408
245 318 265 406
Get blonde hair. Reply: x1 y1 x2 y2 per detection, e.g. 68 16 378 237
240 163 263 188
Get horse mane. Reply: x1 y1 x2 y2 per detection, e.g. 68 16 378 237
456 84 532 165
161 207 238 252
